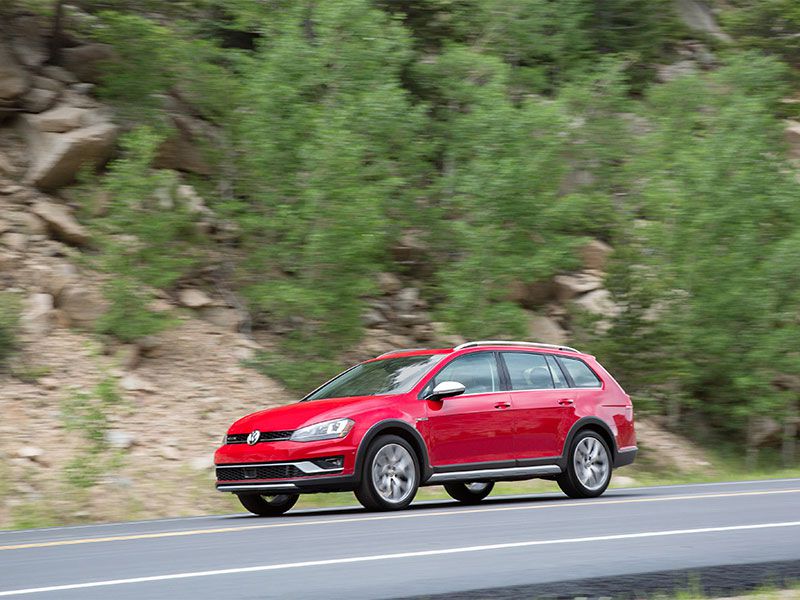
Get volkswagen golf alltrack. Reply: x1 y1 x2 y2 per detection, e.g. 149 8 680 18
215 341 637 515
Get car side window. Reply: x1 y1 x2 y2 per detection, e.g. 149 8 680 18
557 356 602 388
501 352 554 390
432 352 500 395
545 355 569 389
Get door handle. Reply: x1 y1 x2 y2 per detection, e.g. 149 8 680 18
558 398 575 406
494 401 511 409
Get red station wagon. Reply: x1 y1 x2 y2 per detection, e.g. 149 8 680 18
215 341 637 515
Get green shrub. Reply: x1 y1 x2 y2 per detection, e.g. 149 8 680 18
721 0 800 69
61 376 123 489
0 293 21 368
96 279 175 343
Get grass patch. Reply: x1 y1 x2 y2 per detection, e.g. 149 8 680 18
10 503 60 530
10 364 52 384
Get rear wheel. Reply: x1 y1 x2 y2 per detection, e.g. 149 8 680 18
355 435 419 511
237 493 299 516
444 481 494 504
557 430 612 498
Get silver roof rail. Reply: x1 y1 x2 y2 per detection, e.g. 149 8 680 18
377 348 430 358
453 340 580 353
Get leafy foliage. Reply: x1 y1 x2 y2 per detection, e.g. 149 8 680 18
26 0 799 455
599 56 800 444
230 1 425 362
87 127 200 341
100 127 202 289
721 0 800 69
61 376 123 489
95 279 174 343
0 293 21 368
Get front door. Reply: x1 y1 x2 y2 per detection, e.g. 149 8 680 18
422 352 514 467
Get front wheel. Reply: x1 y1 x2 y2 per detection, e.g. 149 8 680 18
557 431 612 498
355 435 419 511
444 481 494 504
237 493 299 516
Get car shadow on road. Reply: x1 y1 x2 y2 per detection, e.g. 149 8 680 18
225 490 642 520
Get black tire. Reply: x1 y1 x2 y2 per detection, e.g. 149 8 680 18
237 493 299 516
557 430 612 499
355 435 420 511
444 481 494 504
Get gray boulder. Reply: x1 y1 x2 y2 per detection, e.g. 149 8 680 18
31 201 91 247
24 122 118 190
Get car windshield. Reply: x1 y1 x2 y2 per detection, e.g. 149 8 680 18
304 354 446 401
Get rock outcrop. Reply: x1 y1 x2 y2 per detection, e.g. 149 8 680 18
673 0 732 43
31 201 91 247
23 121 118 190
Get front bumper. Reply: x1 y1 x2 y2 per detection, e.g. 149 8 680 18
216 474 359 494
214 438 359 494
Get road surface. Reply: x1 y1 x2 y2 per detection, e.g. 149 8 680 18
1 479 799 599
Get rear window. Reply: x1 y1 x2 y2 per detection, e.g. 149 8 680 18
557 357 602 388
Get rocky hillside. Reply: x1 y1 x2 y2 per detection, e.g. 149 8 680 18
0 16 288 524
1 1 798 526
0 40 699 527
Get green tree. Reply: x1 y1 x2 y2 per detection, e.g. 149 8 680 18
722 0 800 69
229 0 425 365
601 56 800 456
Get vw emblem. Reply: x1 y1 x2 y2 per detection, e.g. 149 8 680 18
247 430 261 445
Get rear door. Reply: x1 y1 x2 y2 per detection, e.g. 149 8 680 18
422 352 515 467
499 351 576 460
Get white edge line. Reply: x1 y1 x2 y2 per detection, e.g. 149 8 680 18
1 521 799 597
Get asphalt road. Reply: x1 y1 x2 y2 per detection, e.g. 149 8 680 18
1 479 799 599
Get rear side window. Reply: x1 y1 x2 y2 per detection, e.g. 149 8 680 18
557 357 602 388
501 352 553 390
432 352 500 395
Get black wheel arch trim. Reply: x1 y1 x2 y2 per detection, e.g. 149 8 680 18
354 419 433 482
558 417 619 470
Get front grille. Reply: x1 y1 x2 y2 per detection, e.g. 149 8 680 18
216 464 306 481
225 430 293 444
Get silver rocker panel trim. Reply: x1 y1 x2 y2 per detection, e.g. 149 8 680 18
426 464 562 483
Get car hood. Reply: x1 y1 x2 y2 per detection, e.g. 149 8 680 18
228 395 400 433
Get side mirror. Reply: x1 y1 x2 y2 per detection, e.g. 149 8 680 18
426 381 466 402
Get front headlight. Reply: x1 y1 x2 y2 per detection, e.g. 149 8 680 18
290 418 354 442
221 433 228 445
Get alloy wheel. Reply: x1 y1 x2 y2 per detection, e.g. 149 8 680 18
371 443 416 504
573 436 610 491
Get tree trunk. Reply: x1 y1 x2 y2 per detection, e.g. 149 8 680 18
782 398 798 468
745 415 758 470
47 0 65 65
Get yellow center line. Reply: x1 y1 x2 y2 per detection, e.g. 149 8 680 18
2 488 799 552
